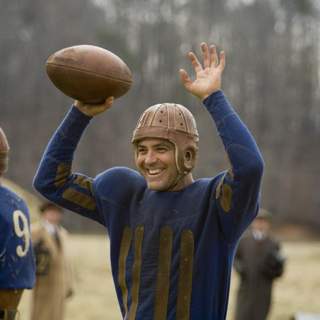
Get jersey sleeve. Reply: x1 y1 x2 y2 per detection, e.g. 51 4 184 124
33 106 105 225
203 91 264 243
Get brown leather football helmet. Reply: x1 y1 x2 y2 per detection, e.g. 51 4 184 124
132 103 199 174
0 127 9 175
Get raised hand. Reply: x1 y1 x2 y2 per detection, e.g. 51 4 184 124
179 42 225 101
74 96 114 117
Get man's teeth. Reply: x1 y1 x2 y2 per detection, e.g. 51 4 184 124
148 169 162 175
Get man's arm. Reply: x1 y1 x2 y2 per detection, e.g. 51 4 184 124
204 90 263 241
261 239 286 279
180 43 264 242
33 97 114 225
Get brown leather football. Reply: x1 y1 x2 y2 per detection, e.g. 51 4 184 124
46 45 133 103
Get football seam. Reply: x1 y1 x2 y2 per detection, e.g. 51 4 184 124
47 62 132 84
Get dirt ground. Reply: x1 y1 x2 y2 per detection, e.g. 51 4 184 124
19 235 320 320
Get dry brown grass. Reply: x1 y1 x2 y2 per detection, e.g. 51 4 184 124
19 236 320 320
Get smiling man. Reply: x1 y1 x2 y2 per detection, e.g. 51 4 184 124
135 139 186 191
133 102 198 192
34 42 264 319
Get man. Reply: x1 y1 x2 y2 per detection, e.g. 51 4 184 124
34 42 264 319
234 209 285 320
30 202 73 320
0 127 35 320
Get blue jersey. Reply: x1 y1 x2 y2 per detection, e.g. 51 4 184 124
0 185 35 289
34 91 264 319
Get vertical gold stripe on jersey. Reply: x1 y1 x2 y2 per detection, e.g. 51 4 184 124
176 230 194 320
154 226 173 320
54 163 71 187
220 184 232 212
128 225 144 320
118 227 133 316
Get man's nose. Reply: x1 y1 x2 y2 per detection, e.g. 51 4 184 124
144 151 157 165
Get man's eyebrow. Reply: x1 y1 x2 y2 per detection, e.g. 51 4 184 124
154 142 172 148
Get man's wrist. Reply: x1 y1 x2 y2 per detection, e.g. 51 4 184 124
71 105 93 120
200 89 221 102
202 90 223 104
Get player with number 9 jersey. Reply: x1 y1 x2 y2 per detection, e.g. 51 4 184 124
0 186 35 290
0 127 35 316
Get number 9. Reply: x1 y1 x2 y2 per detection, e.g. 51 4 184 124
13 210 30 257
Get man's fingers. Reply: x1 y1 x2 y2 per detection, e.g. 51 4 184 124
218 51 226 71
209 45 218 67
94 96 114 111
188 52 203 73
201 42 210 69
87 96 114 110
87 105 105 113
75 96 114 116
179 69 192 87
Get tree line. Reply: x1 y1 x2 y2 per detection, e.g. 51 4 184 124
1 0 319 231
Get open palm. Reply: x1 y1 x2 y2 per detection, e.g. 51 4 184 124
179 42 226 101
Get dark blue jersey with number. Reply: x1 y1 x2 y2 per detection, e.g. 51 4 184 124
34 91 264 319
0 185 36 289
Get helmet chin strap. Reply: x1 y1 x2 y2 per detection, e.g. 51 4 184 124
165 144 193 191
164 144 183 191
166 171 187 191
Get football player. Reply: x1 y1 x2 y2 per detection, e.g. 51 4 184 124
0 127 35 320
34 42 264 319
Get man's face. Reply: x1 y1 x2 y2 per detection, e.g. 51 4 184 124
43 208 62 225
252 218 271 235
135 138 182 191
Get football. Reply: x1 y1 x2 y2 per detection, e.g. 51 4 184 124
46 45 133 103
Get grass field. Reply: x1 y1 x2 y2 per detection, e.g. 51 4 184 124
19 235 320 320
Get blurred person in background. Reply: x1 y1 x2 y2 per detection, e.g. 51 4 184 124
0 127 35 320
30 202 73 320
33 42 264 319
233 208 285 320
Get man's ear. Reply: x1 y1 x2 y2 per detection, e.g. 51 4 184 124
183 148 196 171
185 150 192 161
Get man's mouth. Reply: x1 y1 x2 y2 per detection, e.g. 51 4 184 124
146 168 164 177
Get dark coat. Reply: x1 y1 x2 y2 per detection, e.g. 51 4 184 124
233 230 285 320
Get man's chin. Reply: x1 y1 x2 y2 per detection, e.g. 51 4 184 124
147 181 169 192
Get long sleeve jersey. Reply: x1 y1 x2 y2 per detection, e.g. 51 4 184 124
34 90 264 320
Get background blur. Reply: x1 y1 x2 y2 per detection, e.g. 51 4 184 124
1 0 320 232
1 0 319 318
